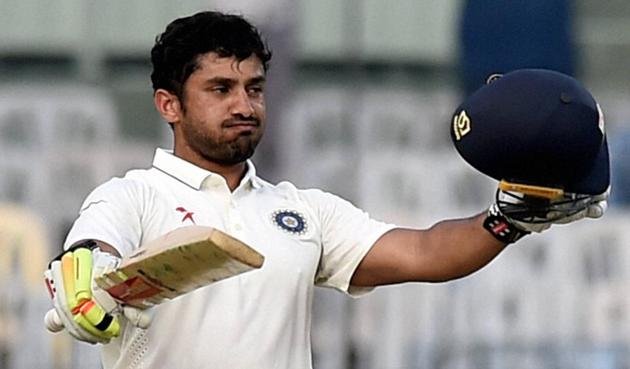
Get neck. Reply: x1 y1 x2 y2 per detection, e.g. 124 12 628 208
174 147 247 192
207 161 248 192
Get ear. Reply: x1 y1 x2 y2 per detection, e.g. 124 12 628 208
154 89 183 124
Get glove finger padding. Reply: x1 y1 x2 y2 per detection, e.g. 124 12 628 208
45 265 106 343
587 200 607 219
45 246 121 344
586 191 609 219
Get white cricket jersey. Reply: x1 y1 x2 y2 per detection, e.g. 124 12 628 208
65 149 395 369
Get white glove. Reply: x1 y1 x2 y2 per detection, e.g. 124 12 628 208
498 188 609 233
44 246 151 344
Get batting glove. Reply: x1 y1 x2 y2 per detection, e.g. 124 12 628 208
483 186 609 243
44 241 151 344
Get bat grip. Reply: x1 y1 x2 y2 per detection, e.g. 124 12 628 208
45 309 65 333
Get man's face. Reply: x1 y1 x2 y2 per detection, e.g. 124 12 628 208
176 52 266 165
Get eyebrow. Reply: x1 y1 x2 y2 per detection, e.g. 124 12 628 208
204 76 266 86
248 76 266 85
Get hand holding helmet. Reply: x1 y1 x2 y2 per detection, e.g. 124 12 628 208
495 181 608 234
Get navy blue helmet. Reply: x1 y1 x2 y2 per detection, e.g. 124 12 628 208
451 69 609 196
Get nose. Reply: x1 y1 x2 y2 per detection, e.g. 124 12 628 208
230 89 255 117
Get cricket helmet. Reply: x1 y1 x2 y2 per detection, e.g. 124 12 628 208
451 69 610 197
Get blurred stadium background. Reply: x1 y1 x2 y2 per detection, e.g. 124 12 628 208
0 1 629 368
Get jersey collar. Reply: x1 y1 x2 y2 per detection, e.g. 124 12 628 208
152 148 261 191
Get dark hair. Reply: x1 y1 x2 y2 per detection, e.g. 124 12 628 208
151 11 272 100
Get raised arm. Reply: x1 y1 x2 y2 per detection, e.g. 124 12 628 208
351 186 608 288
351 213 504 286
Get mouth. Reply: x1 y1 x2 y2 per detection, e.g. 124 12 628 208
223 120 260 135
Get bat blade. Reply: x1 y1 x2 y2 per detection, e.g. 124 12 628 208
94 226 264 308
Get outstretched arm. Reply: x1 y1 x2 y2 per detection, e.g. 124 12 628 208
350 213 505 286
351 185 608 287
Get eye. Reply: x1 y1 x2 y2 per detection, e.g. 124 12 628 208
212 85 229 94
247 85 264 97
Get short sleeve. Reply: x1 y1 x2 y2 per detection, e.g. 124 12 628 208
303 189 396 297
64 178 145 257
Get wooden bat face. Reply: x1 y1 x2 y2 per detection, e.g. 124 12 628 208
94 226 264 308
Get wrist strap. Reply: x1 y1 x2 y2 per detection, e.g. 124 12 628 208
48 239 98 268
483 204 530 244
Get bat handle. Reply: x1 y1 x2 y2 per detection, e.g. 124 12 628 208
45 309 65 333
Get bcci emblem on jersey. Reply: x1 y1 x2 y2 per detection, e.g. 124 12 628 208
272 209 308 235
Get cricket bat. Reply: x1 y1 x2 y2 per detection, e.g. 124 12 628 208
95 225 264 308
45 226 264 332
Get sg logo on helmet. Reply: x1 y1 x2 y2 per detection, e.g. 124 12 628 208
453 110 471 141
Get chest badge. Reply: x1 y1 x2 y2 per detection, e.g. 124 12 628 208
272 209 308 235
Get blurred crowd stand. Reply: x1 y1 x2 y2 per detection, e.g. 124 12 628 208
0 84 145 368
459 0 576 94
0 85 119 242
610 129 630 206
0 204 67 369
